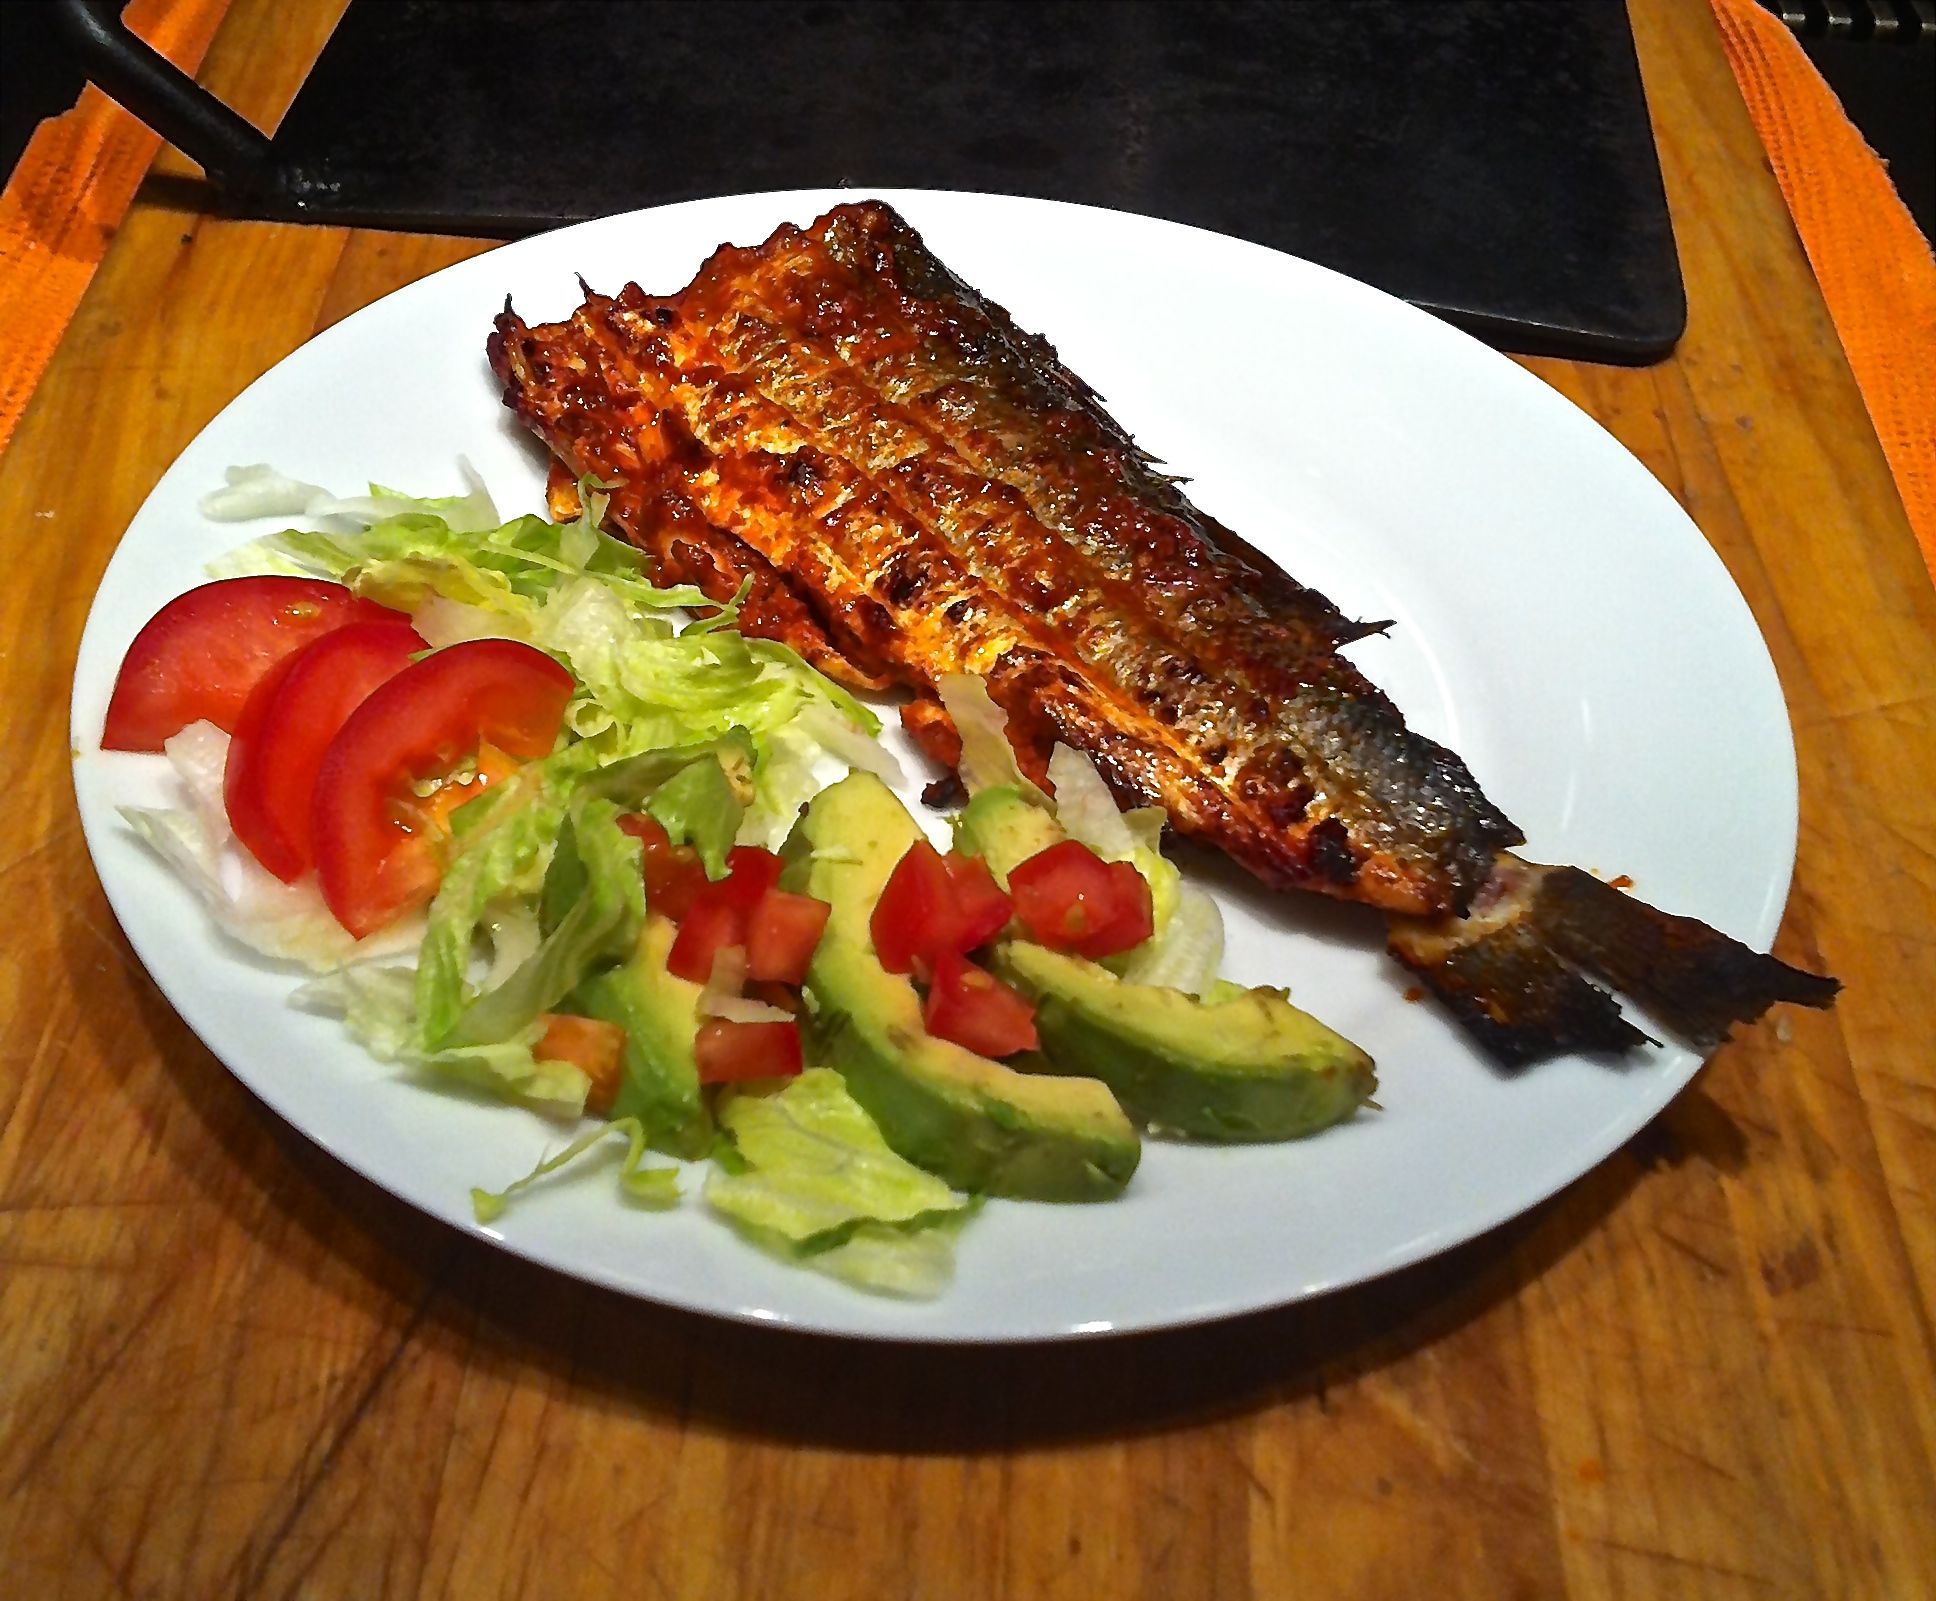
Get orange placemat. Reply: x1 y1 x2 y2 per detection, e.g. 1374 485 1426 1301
0 0 230 457
1710 0 1936 583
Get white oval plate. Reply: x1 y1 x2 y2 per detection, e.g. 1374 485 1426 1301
71 189 1798 1342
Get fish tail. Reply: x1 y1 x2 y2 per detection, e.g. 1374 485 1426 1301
1389 857 1838 1066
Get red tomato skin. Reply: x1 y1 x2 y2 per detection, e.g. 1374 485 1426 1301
869 840 963 974
1006 840 1155 960
103 578 406 751
666 896 746 984
922 952 1039 1057
618 814 709 921
224 620 426 881
942 851 1014 950
745 889 832 984
694 1020 804 1084
717 846 786 910
311 639 573 937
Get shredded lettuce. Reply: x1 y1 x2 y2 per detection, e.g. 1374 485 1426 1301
445 800 645 1048
198 463 330 523
470 1115 682 1222
293 963 589 1114
936 672 1048 804
705 1070 973 1297
1117 882 1225 996
413 744 605 1046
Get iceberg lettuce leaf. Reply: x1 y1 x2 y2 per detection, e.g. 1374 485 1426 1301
705 1070 971 1297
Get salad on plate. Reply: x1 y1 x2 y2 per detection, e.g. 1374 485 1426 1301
95 464 1375 1299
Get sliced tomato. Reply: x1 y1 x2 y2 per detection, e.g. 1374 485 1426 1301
1006 839 1155 959
311 639 573 937
694 1019 803 1084
223 620 426 881
745 889 832 984
618 813 709 921
922 951 1039 1057
665 895 745 983
534 1013 626 1116
943 850 1014 950
103 577 407 751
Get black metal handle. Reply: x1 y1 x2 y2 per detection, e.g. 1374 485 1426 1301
52 0 277 194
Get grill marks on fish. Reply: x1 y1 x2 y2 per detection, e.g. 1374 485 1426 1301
489 199 1837 1062
704 219 1522 908
496 308 897 693
494 210 1520 913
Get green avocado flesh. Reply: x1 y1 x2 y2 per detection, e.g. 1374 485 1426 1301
782 773 1139 1201
994 944 1375 1140
573 914 713 1158
956 786 1376 1141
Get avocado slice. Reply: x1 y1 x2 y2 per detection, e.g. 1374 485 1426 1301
782 773 1139 1201
956 785 1376 1141
573 913 713 1158
993 944 1374 1140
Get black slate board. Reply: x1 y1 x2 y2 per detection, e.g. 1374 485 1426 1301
260 0 1684 362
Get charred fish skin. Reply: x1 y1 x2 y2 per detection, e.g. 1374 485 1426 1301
1387 856 1839 1063
487 199 1837 1063
492 305 900 695
497 205 1520 916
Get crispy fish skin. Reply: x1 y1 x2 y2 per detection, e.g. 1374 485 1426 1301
1388 858 1839 1063
496 316 899 694
492 213 1519 917
489 200 1836 1062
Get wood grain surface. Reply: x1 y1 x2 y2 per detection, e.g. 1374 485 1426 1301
2 1 1932 1596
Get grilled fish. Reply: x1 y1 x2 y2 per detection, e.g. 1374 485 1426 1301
489 200 1836 1062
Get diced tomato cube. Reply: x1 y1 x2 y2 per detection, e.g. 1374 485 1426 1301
870 842 1015 972
534 1013 626 1115
1006 839 1155 960
666 895 746 984
870 840 957 973
694 1019 804 1084
922 952 1039 1057
943 850 1013 950
619 813 710 922
717 846 786 910
745 889 832 985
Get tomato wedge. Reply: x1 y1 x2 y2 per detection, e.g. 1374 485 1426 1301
534 1013 626 1115
618 814 709 921
694 1019 804 1084
102 578 407 751
870 840 1014 974
745 889 832 984
922 952 1039 1057
1006 839 1155 959
223 620 426 881
311 639 573 937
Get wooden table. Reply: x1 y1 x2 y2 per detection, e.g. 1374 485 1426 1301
4 1 1932 1595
